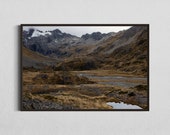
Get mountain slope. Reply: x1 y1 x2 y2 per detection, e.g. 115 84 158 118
88 26 148 75
22 46 57 68
108 27 148 75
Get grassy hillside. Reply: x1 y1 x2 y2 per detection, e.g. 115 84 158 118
22 46 57 69
105 27 148 75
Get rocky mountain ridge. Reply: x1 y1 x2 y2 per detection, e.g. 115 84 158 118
22 28 116 56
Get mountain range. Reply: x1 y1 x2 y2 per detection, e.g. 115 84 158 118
23 28 115 56
22 26 148 75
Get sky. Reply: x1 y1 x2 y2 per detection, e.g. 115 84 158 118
23 26 132 37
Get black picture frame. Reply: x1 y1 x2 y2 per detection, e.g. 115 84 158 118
20 24 149 111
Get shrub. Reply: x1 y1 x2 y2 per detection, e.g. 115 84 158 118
119 91 128 94
128 92 136 96
134 85 147 91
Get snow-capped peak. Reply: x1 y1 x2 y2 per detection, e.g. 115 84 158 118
31 29 51 37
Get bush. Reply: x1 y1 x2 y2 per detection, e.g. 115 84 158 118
119 91 128 94
134 85 147 91
32 74 49 84
128 92 136 96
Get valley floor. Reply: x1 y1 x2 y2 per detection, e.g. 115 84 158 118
22 69 148 110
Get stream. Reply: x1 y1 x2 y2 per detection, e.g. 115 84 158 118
78 73 147 88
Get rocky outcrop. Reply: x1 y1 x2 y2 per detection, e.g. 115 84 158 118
22 94 76 110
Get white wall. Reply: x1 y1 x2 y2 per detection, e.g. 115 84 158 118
0 0 170 134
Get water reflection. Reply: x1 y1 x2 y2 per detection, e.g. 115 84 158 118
107 102 142 109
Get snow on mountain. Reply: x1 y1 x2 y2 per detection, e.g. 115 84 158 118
31 29 51 37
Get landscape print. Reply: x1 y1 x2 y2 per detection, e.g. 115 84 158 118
21 24 149 111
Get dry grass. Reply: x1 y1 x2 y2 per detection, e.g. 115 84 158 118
23 90 113 109
41 93 112 109
22 69 148 110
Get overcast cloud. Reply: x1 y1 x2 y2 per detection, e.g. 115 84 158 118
23 26 131 37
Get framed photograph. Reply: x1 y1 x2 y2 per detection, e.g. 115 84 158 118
21 24 149 111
